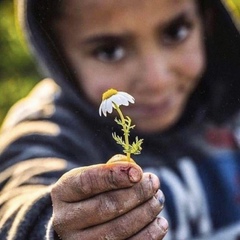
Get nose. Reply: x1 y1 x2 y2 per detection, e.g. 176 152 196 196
137 52 174 91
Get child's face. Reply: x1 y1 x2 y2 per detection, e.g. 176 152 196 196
55 0 206 133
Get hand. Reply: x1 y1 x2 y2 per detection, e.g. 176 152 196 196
51 154 168 239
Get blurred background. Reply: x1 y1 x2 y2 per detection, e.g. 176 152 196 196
0 0 40 125
0 0 240 125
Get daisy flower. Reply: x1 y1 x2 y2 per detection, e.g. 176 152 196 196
99 88 143 161
99 88 135 117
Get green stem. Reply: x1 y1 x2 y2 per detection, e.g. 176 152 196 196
114 103 131 160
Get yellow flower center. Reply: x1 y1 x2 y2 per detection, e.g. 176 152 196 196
102 88 118 100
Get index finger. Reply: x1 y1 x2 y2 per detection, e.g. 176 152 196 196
51 156 143 202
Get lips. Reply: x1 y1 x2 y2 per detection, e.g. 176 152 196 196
126 96 177 118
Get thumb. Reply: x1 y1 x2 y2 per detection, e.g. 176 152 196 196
107 154 142 182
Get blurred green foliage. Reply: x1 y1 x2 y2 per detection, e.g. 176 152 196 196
0 0 40 125
0 0 240 126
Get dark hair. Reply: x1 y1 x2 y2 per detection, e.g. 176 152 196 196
24 0 81 91
34 1 62 21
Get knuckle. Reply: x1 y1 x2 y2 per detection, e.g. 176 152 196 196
50 184 58 200
52 209 81 238
145 173 160 191
98 194 119 217
78 170 97 195
147 197 162 218
106 168 119 188
52 214 65 236
137 174 160 200
144 221 166 240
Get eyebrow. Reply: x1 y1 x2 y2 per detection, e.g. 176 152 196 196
166 12 189 26
80 9 195 45
80 34 131 46
162 6 198 28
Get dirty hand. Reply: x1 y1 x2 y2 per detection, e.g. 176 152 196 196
51 155 168 239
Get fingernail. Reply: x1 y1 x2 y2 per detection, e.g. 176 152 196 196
157 217 168 233
154 190 165 206
128 167 141 182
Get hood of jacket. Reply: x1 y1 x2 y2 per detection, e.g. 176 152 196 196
16 0 240 131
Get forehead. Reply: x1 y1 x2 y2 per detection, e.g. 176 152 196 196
61 0 198 29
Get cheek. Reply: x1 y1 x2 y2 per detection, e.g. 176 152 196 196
78 70 109 105
178 42 206 91
75 62 130 106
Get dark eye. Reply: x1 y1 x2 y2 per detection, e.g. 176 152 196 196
93 44 126 62
162 20 193 46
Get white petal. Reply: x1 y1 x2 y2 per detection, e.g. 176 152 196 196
99 101 104 116
102 100 108 116
117 95 130 106
118 92 135 103
106 99 113 114
111 95 122 106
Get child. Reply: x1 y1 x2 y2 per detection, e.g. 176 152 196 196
0 0 240 239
